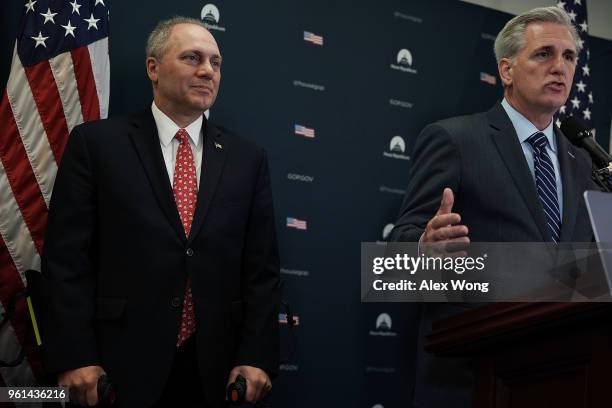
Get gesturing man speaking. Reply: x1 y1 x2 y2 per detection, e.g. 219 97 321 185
42 17 280 407
392 6 596 247
390 6 598 408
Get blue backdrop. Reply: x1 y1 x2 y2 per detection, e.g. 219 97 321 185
1 1 611 407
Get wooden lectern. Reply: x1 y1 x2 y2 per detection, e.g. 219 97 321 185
425 303 612 407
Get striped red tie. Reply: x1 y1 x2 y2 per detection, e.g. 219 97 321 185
173 129 198 347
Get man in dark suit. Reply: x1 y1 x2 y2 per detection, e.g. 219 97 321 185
391 6 596 246
389 6 598 408
41 17 279 407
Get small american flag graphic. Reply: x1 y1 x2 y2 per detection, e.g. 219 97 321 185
294 124 315 138
279 313 300 325
480 72 497 85
303 31 323 46
286 217 307 230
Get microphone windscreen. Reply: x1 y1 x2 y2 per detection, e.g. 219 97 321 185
560 115 588 144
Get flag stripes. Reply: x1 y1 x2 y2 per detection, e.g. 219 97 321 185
0 0 109 392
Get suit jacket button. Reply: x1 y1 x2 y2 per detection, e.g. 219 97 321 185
186 248 194 257
171 297 182 308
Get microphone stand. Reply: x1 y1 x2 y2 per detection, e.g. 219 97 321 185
593 163 612 192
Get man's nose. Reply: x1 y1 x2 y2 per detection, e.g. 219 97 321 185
197 60 214 78
550 54 568 76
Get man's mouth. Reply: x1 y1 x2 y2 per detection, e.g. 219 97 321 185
191 85 213 93
545 81 565 92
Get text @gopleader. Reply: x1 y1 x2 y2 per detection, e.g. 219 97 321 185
372 254 490 293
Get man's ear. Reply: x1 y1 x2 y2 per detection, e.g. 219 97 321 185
146 57 159 83
498 57 513 87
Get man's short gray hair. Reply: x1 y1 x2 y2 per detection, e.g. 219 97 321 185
146 16 208 59
494 6 581 63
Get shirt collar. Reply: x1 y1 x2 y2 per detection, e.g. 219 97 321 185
501 98 556 152
151 101 203 148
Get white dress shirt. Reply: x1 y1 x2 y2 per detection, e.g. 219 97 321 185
501 98 563 216
151 102 204 187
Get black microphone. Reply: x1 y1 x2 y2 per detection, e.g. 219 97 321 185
560 116 612 168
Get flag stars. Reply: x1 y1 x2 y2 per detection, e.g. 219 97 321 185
25 0 36 13
579 20 588 32
31 31 49 48
40 8 57 24
555 118 562 128
588 92 594 104
568 10 577 21
62 20 77 37
574 0 582 4
95 0 106 6
582 64 590 76
70 0 81 15
84 13 100 30
570 96 581 109
577 38 584 49
557 1 566 10
559 105 567 114
575 80 586 92
582 107 591 121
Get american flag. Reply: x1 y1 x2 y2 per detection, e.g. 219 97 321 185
479 71 497 85
303 31 323 46
294 124 315 138
286 217 307 230
555 1 593 131
278 313 300 326
0 0 109 393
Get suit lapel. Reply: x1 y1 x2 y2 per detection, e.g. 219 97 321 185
487 103 549 241
188 122 227 244
128 110 186 242
556 128 580 242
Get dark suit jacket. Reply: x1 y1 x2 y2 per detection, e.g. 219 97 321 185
41 109 280 408
389 102 598 408
390 102 597 244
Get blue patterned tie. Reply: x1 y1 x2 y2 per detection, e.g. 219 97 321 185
527 132 561 242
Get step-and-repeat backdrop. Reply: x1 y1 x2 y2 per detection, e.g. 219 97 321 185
2 1 611 407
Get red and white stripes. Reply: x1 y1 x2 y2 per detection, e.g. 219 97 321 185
0 35 109 395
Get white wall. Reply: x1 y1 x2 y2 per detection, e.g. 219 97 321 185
461 0 612 40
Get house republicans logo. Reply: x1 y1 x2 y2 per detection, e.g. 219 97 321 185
397 49 412 66
382 223 394 241
390 49 417 74
376 313 392 329
201 3 226 32
369 313 397 337
383 136 410 160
